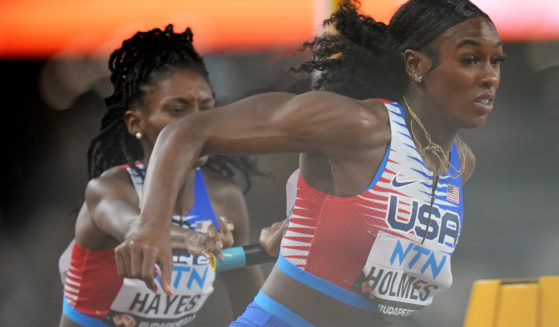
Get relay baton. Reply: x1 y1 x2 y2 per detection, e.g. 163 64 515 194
210 244 276 271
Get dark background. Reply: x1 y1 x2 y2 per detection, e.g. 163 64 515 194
1 40 558 326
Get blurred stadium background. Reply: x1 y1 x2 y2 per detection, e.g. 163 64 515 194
0 0 558 326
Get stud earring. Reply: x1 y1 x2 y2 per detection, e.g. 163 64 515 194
414 74 423 83
135 132 143 140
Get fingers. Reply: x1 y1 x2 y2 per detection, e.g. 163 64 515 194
259 219 287 257
130 244 143 278
181 224 230 261
183 230 208 258
214 251 225 262
218 216 235 249
115 241 136 278
114 237 174 295
115 244 128 277
204 224 224 261
207 224 218 238
142 248 158 293
158 255 175 297
219 216 235 232
206 224 223 252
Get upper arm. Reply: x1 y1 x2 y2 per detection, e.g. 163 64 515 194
140 91 387 228
77 169 141 249
178 91 381 159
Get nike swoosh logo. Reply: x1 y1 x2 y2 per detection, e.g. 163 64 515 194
391 175 420 188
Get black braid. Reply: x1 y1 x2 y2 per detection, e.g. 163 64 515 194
87 24 262 191
295 0 491 101
295 1 406 100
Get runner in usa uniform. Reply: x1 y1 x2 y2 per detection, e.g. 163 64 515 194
114 1 506 326
62 165 223 327
279 101 463 319
58 25 264 327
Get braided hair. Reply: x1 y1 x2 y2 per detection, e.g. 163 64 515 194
298 0 491 100
87 24 262 191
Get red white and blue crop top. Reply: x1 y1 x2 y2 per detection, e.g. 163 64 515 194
61 165 220 326
279 101 464 317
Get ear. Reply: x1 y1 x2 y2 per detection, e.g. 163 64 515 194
124 110 145 136
403 49 432 81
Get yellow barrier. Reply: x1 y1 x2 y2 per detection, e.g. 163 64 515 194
463 276 559 327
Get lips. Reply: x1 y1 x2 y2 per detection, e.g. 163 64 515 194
473 93 495 113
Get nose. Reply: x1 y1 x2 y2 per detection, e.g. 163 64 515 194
479 62 500 90
192 100 202 114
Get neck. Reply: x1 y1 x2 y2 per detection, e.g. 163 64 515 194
401 93 463 176
403 91 458 152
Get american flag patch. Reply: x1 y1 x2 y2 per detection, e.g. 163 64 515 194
447 185 460 204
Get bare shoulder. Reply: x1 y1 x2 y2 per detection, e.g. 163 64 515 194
85 166 138 205
460 140 477 184
358 98 392 125
99 167 132 183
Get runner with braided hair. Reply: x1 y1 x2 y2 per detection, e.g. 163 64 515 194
87 25 260 189
59 24 264 327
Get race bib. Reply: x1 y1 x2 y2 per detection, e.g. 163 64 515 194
352 231 453 317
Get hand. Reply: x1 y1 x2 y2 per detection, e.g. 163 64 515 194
259 219 288 257
115 227 174 296
170 216 235 262
218 216 235 249
173 228 221 260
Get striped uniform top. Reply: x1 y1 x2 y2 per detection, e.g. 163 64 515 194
62 165 220 326
279 101 464 317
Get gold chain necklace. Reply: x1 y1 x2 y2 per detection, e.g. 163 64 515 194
401 96 466 178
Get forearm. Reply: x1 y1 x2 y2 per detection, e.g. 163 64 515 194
137 93 290 230
138 117 204 230
92 200 140 243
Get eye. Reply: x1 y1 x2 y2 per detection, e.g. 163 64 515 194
460 54 480 66
165 105 186 115
490 54 507 66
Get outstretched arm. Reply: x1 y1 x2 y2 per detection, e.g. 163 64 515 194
76 170 144 250
115 91 382 295
78 169 228 295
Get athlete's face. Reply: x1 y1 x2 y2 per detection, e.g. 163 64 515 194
128 69 213 147
141 69 215 143
126 69 214 164
423 17 505 129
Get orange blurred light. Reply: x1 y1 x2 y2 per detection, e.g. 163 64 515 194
0 0 558 59
0 0 314 58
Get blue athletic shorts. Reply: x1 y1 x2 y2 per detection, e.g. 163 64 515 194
229 291 314 327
